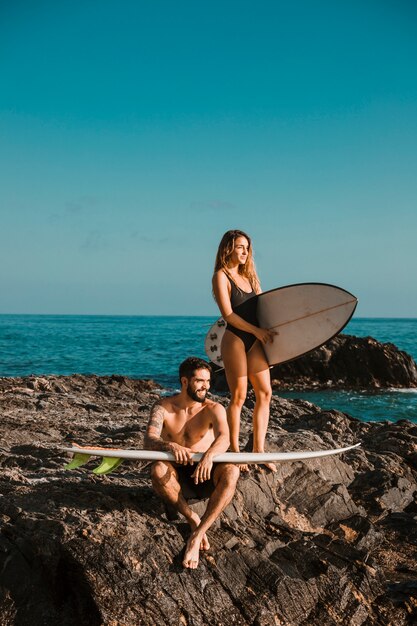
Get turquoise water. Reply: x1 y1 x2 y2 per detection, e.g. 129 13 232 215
0 315 211 387
279 318 417 423
0 315 416 423
278 388 417 423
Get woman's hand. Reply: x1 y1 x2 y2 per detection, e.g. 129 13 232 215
255 327 278 344
167 442 195 465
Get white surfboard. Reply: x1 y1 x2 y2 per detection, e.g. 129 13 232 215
63 443 360 469
205 282 357 368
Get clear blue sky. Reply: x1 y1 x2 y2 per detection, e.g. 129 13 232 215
1 0 416 316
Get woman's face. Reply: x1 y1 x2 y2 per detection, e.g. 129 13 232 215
230 236 249 266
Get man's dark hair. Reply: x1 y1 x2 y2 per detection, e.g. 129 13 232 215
179 357 211 382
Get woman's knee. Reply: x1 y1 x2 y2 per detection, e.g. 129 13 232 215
229 390 247 409
255 386 272 404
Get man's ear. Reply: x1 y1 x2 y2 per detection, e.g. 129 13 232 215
180 376 188 389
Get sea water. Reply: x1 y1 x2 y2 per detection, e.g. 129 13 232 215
0 315 416 423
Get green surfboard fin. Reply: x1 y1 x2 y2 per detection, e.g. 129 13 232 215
93 456 124 475
64 453 91 470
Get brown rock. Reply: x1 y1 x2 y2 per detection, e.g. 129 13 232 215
0 376 416 625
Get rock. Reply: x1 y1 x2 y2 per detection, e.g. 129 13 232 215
211 334 417 391
0 375 416 625
272 334 417 390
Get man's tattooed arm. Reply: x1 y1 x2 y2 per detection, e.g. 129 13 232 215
144 402 171 451
145 401 194 464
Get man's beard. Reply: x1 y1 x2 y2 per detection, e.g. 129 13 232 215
186 384 207 403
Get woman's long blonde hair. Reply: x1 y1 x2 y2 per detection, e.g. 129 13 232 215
214 229 261 293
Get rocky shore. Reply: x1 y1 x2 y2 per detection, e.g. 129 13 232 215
1 372 416 625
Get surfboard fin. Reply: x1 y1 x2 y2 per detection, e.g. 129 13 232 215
64 453 91 470
93 456 124 475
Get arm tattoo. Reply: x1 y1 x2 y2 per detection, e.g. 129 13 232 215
147 402 165 435
145 402 170 451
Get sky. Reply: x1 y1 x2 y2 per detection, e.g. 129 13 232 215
1 0 416 316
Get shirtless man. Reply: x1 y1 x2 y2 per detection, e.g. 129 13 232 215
145 356 240 569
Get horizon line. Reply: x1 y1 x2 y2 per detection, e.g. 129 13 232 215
0 313 416 320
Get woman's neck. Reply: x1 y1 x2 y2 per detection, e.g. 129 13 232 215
226 263 240 276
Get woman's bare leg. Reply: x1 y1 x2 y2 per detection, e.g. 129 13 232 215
222 331 249 469
222 331 248 451
247 341 276 472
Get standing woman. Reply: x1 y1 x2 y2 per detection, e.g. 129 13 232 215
212 230 277 470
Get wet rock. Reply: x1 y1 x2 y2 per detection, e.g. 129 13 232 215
0 375 416 625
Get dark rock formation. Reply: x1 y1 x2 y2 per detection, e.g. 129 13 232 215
211 334 417 392
272 335 417 391
1 375 417 625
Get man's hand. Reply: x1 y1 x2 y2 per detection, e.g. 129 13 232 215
192 452 214 484
168 442 194 465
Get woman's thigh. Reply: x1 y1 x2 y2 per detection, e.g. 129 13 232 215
247 341 271 393
221 330 248 394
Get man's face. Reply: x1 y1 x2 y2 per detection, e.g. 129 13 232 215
185 368 211 403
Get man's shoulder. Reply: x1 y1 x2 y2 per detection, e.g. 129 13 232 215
153 394 180 412
203 398 225 415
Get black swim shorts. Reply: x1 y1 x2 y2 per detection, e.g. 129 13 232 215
175 463 215 500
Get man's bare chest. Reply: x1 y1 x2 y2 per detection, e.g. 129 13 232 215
163 409 213 445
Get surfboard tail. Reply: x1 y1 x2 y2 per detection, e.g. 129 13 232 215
93 456 124 475
64 452 91 470
64 452 124 475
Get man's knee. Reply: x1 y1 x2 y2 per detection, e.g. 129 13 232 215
216 463 240 487
151 461 176 487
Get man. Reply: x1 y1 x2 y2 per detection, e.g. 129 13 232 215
145 356 239 569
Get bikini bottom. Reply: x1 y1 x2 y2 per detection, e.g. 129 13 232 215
226 324 257 353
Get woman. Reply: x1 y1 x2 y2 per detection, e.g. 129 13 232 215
212 230 277 471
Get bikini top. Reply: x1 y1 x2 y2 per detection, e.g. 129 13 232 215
228 275 256 310
224 274 259 329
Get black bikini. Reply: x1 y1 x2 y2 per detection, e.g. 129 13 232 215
226 276 259 353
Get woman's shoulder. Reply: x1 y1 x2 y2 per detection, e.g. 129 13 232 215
213 269 229 283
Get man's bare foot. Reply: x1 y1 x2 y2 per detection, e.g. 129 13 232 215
189 513 210 551
183 532 201 569
237 463 249 472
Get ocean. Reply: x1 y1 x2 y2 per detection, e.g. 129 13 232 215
0 315 416 423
